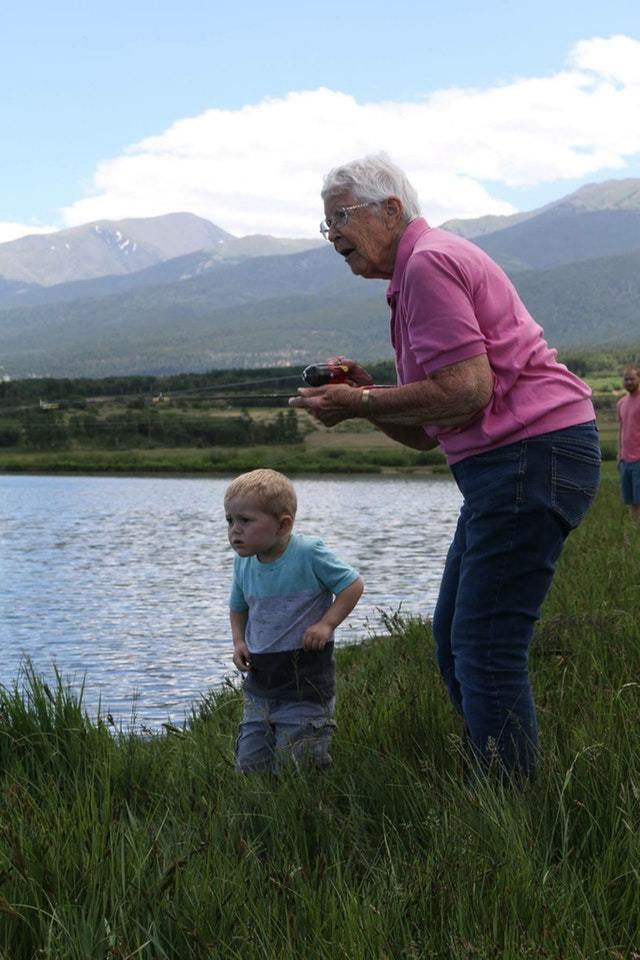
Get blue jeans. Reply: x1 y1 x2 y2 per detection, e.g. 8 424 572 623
433 423 600 780
235 692 337 774
618 459 640 505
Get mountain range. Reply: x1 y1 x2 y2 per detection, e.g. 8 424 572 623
1 179 639 379
444 179 640 271
0 212 322 290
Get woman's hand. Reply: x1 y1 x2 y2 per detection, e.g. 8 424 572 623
289 383 363 426
328 356 374 387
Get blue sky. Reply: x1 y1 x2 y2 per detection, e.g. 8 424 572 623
2 0 640 240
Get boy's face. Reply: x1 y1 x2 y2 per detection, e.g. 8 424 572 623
225 495 292 562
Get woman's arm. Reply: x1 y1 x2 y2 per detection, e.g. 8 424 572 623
290 354 493 429
366 422 439 451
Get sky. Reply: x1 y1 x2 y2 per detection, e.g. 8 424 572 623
2 0 640 243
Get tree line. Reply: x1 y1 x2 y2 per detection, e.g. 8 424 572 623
0 408 301 450
0 361 398 405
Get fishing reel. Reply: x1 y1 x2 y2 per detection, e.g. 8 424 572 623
301 362 349 387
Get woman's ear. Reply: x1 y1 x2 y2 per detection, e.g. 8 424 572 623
383 196 403 228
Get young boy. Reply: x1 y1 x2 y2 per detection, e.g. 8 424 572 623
224 468 364 773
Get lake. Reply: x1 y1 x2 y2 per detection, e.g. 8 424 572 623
0 473 462 729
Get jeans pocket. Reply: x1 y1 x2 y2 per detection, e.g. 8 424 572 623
551 444 600 530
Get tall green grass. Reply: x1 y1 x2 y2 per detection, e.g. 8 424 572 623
0 466 638 958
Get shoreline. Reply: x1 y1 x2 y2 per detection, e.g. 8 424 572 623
0 465 446 478
0 447 449 477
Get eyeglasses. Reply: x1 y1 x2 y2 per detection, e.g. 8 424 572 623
319 203 374 239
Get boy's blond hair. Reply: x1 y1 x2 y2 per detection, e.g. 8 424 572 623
224 468 297 519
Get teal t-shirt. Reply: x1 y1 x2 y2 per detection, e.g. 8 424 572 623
229 533 359 701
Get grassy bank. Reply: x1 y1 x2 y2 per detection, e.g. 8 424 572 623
0 424 618 477
0 442 449 476
0 467 638 957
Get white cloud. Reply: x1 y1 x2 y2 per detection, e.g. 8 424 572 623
570 34 640 85
0 222 59 244
4 34 640 242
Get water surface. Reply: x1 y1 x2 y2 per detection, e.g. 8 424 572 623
0 474 462 728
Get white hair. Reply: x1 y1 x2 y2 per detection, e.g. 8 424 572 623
321 152 421 222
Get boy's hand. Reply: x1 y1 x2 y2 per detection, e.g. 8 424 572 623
302 622 333 651
233 641 251 672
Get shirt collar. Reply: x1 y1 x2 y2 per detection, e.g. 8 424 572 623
387 217 431 302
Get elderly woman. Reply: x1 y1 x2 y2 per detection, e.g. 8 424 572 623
290 153 600 781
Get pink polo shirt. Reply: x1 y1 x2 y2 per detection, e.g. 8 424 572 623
617 391 640 462
387 218 595 464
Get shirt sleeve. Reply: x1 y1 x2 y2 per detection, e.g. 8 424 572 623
403 250 487 374
310 539 359 596
228 556 249 612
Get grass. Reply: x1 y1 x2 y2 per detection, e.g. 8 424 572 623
0 464 638 957
0 443 448 476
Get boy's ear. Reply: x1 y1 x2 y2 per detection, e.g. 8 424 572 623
277 514 294 535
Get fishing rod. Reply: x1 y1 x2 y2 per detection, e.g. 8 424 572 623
26 362 357 407
165 364 354 401
82 374 302 405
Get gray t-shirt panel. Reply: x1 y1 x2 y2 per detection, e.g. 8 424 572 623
228 533 359 701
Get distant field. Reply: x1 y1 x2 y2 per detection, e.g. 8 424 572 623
0 358 628 474
0 402 620 474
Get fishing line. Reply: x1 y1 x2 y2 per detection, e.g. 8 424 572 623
3 364 393 407
0 374 303 408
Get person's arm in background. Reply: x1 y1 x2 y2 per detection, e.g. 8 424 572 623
617 399 623 464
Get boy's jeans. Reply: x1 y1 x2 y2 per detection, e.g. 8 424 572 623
235 692 337 773
433 423 600 780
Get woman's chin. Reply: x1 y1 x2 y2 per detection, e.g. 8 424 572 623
346 254 367 276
